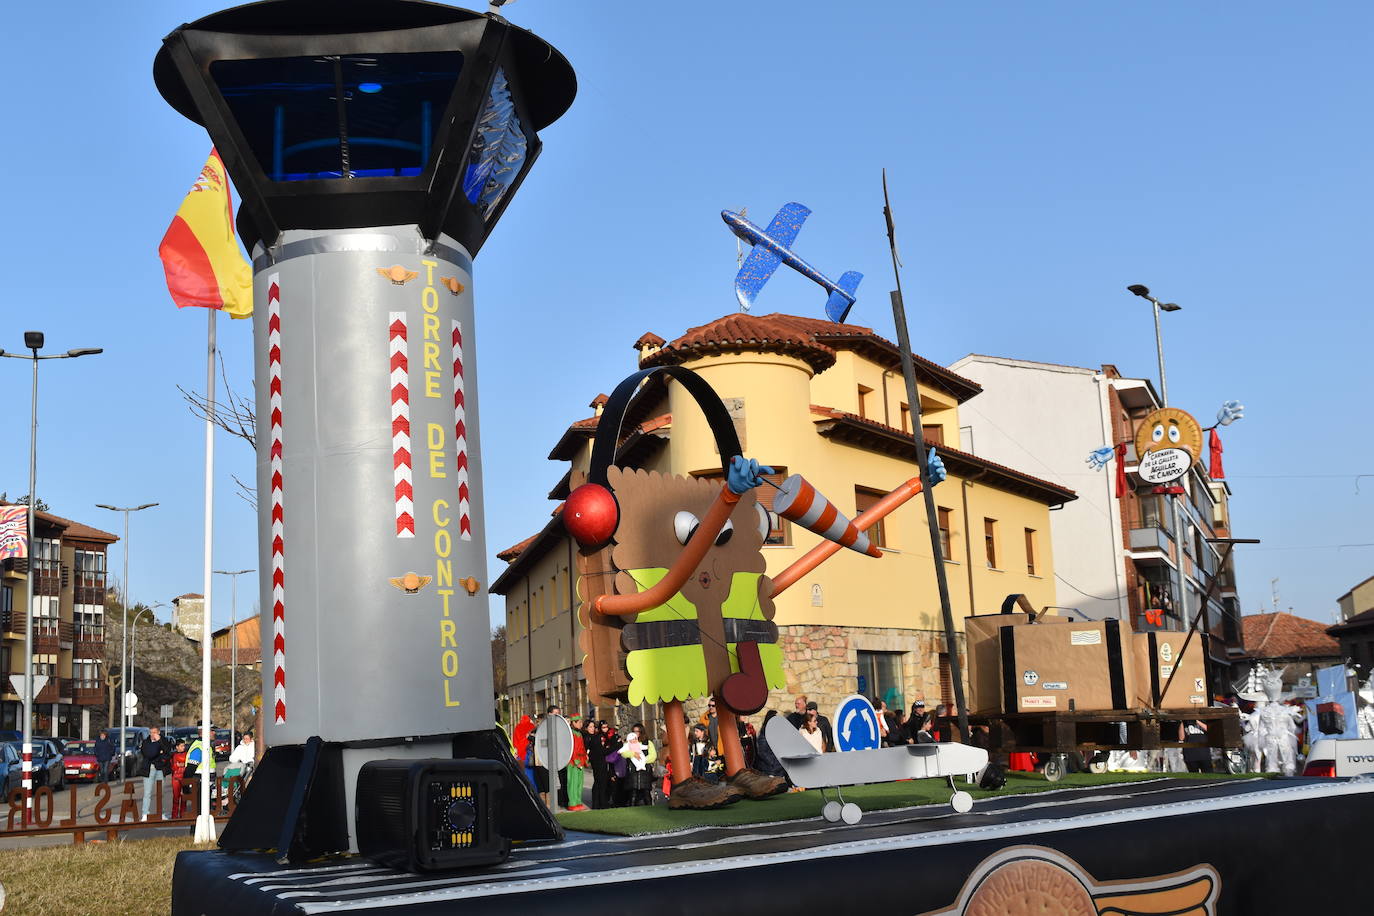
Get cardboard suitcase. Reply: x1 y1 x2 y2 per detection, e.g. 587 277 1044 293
966 595 1069 715
1132 630 1211 710
998 618 1132 715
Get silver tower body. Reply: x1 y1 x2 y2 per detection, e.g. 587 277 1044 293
253 227 489 749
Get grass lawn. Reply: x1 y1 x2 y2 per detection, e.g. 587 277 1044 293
556 771 1253 835
0 836 196 916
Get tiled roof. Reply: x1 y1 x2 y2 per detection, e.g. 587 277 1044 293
633 332 665 349
0 504 121 543
497 533 540 563
638 312 982 402
1239 612 1341 660
809 405 1077 505
175 593 204 601
640 313 837 374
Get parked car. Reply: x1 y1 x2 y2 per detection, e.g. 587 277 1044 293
213 728 233 760
1302 738 1374 778
61 739 110 782
169 726 202 746
34 739 65 789
0 742 22 796
2 740 63 790
0 729 21 743
106 727 149 777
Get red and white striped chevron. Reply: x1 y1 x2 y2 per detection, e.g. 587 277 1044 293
390 312 414 538
267 274 287 725
452 320 471 540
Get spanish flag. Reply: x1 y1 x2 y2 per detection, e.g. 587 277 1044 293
159 149 253 318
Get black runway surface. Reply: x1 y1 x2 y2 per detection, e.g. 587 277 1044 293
173 777 1374 915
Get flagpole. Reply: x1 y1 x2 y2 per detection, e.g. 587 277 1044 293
195 306 218 844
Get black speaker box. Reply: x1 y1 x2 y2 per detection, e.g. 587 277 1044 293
355 758 509 872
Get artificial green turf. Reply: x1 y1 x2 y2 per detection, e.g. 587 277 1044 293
555 771 1254 836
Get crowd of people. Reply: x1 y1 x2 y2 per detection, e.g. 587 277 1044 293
513 693 967 808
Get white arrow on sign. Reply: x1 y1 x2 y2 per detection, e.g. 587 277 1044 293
8 674 49 702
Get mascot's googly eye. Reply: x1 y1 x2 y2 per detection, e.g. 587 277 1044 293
715 519 734 546
674 510 700 546
1151 423 1165 443
1167 425 1181 443
755 503 771 539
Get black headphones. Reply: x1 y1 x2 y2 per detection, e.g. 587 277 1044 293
564 365 742 548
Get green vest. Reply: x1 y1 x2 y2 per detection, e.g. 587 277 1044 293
188 738 216 773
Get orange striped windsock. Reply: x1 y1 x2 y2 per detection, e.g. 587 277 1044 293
772 475 881 557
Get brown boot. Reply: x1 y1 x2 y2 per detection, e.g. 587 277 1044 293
667 776 745 810
726 768 789 800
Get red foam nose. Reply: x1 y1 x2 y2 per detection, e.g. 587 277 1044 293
564 483 618 547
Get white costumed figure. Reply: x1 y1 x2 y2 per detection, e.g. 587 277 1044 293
1359 679 1374 740
1244 667 1299 776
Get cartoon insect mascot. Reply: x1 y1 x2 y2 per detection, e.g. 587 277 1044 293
567 366 943 810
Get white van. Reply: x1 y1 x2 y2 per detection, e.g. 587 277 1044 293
1302 738 1374 778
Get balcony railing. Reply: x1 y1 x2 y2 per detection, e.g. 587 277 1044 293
74 626 106 657
34 617 61 652
35 676 62 703
71 678 104 705
1128 526 1174 560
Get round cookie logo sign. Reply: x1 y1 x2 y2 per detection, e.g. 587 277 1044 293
1160 643 1174 663
916 845 1220 916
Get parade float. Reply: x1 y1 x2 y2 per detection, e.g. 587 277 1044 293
147 4 1373 914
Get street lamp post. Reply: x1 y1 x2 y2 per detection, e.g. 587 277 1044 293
213 569 253 735
95 501 158 780
1 332 101 823
1126 285 1190 628
130 602 165 697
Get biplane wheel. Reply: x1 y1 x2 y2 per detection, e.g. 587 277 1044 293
1043 755 1066 782
840 803 862 825
950 791 973 814
822 801 843 822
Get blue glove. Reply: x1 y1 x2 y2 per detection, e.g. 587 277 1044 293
1086 446 1115 470
926 448 947 487
727 456 775 494
1216 400 1244 427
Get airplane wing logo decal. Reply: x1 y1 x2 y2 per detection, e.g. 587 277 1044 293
722 202 862 322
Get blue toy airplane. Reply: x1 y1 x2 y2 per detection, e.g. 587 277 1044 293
722 203 862 322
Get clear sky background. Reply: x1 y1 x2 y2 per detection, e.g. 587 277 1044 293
0 1 1369 638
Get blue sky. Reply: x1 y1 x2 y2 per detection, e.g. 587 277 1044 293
0 1 1369 635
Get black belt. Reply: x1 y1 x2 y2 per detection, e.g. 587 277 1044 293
621 618 778 652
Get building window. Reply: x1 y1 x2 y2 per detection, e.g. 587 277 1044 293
937 507 953 560
1025 528 1037 576
922 424 944 446
1 584 11 631
984 518 998 568
695 466 790 546
855 488 887 549
900 403 910 432
938 653 954 707
857 385 873 419
856 650 904 712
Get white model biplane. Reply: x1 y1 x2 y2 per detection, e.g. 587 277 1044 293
765 712 988 825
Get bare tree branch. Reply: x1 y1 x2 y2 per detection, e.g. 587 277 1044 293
231 474 258 512
179 351 256 448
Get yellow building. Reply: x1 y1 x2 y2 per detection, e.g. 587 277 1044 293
491 314 1075 725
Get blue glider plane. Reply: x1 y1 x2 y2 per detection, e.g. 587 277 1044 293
722 203 862 322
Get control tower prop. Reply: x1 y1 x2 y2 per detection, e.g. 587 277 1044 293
154 0 575 859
